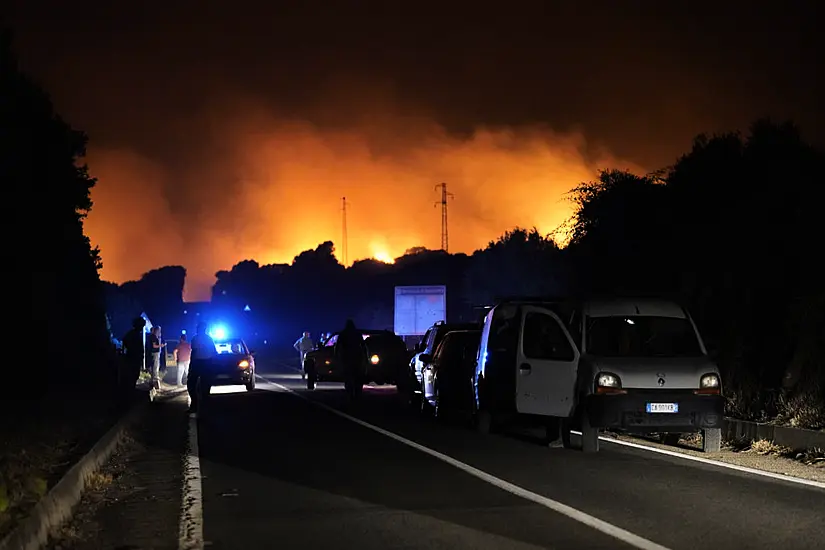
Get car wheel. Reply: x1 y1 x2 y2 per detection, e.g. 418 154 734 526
433 387 445 422
476 410 494 434
246 377 256 392
420 390 433 417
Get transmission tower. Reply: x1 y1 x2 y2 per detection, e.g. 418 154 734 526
434 182 454 252
342 196 349 265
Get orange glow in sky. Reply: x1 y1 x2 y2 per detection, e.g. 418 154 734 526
83 106 643 300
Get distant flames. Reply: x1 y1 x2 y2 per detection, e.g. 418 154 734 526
84 109 642 300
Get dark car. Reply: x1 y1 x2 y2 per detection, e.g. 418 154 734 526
209 338 257 392
401 321 480 400
303 329 406 389
364 331 408 385
420 329 482 420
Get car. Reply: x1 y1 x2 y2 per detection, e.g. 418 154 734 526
420 329 482 420
303 329 407 389
473 297 724 453
209 337 257 392
363 331 409 385
407 321 480 395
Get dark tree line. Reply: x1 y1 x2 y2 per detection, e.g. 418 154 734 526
104 266 187 339
4 29 112 397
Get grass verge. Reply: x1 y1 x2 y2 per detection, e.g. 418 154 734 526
0 394 129 541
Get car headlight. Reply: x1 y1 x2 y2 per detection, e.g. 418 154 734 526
324 359 331 365
238 359 250 369
370 354 380 365
700 373 720 388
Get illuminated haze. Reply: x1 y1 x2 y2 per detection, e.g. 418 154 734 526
84 97 644 301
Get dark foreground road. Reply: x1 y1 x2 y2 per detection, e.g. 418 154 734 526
50 359 825 549
189 361 825 550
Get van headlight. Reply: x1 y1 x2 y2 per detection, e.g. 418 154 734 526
700 373 720 388
595 372 624 395
596 372 621 388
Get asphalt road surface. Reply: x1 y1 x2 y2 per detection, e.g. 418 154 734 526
187 360 825 550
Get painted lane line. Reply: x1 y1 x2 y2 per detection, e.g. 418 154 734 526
179 415 204 550
570 431 825 491
271 381 671 550
269 363 825 491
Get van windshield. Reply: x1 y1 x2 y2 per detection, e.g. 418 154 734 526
586 316 703 358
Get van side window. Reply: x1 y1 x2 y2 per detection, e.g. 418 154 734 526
522 312 575 362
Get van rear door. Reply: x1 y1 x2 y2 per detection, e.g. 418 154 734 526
516 305 580 417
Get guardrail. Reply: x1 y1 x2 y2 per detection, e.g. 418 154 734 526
722 417 825 451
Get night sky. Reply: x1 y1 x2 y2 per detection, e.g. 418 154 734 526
7 1 823 299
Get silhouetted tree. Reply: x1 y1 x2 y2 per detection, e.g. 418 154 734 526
3 28 110 395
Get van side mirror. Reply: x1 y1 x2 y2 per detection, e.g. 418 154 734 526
419 353 433 364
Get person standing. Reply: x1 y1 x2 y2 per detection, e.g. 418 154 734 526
293 331 315 379
121 317 146 401
146 326 162 389
335 319 367 400
175 333 192 387
188 322 216 415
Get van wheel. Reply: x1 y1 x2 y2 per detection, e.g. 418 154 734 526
661 433 681 446
581 408 600 453
476 410 496 435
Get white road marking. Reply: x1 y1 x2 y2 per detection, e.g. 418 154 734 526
179 415 205 550
271 381 671 550
270 361 825 491
571 431 825 490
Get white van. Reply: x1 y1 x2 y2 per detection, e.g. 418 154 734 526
472 298 724 453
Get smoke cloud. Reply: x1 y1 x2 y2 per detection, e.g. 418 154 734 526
84 98 644 301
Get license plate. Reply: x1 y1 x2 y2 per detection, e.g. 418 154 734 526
646 402 678 413
215 374 230 380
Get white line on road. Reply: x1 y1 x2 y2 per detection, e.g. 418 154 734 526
179 415 204 550
571 431 825 490
270 361 825 491
271 381 672 550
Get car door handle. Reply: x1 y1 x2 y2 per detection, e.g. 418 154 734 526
519 363 531 374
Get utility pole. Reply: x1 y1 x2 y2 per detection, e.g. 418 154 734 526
434 182 454 252
341 196 348 265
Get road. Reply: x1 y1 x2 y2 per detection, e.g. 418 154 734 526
187 360 825 550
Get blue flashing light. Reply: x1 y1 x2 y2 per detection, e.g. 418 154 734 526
209 325 228 340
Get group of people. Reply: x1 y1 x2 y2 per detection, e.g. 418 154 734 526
119 318 218 415
294 319 369 399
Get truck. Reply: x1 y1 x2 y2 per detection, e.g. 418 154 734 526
394 285 447 343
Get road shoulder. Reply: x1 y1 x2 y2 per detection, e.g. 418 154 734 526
46 394 189 550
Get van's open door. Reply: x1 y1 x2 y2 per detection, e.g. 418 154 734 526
516 305 580 417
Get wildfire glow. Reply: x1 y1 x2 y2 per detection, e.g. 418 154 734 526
372 250 395 264
84 102 643 300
